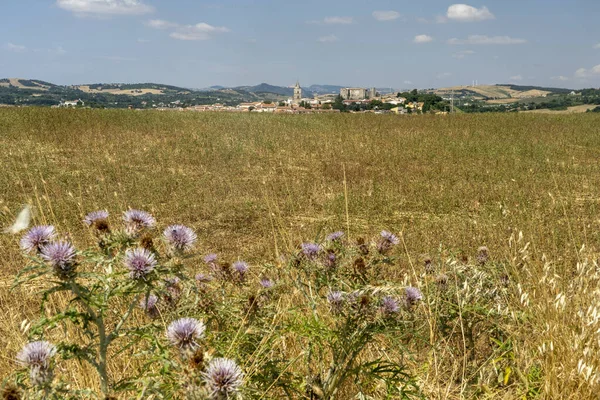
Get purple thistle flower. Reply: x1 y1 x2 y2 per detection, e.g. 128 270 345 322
233 261 248 281
260 278 274 289
203 253 218 264
301 243 322 260
16 341 56 386
326 231 345 242
20 226 56 254
123 248 156 280
196 273 213 283
123 209 155 234
324 250 337 269
163 225 197 252
202 358 244 399
405 287 423 308
327 291 345 313
41 241 77 279
140 294 159 318
381 296 400 316
380 231 399 244
167 318 206 353
377 230 399 254
83 210 109 226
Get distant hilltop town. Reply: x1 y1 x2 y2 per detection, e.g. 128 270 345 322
158 82 414 114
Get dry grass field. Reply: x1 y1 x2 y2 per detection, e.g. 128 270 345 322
1 109 600 398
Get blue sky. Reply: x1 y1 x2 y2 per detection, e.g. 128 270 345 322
1 0 599 89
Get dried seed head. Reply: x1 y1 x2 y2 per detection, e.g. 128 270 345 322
202 358 244 399
2 384 21 400
423 255 435 274
435 273 449 287
477 246 489 265
20 226 56 254
356 237 369 255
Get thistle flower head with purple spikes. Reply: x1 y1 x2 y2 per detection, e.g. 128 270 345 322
405 286 423 308
327 290 345 313
83 210 109 231
123 209 155 234
166 318 205 353
326 231 345 242
16 341 56 386
301 242 322 260
260 278 274 289
325 250 337 268
41 241 77 279
233 260 248 278
203 253 218 264
202 357 244 398
381 296 400 316
163 224 197 252
377 230 399 254
123 248 156 280
20 226 56 254
140 294 159 318
195 273 213 283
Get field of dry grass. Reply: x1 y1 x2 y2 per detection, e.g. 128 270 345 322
1 109 600 398
523 104 597 114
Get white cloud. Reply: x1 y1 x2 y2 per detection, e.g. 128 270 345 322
404 80 413 85
318 34 338 43
414 34 433 44
146 19 177 29
453 49 475 59
56 0 154 16
437 72 452 79
5 42 27 52
323 16 353 24
509 75 523 81
551 76 569 81
147 19 229 41
594 43 600 49
170 23 229 41
448 35 526 45
373 11 400 21
447 4 495 22
575 65 600 79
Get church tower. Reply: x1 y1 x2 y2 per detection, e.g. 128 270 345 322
293 81 302 104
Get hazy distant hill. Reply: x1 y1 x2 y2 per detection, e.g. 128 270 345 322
431 84 574 100
233 83 316 98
